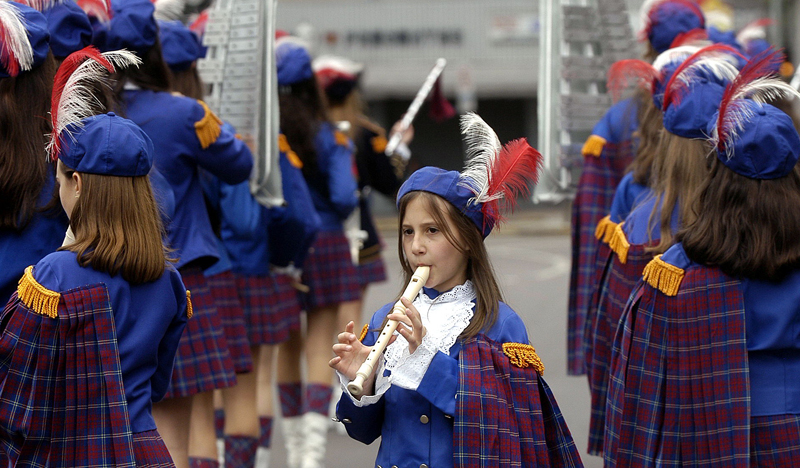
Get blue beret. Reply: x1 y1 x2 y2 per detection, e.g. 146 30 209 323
744 39 781 74
653 60 682 109
43 0 92 59
92 0 156 55
663 79 725 138
158 20 204 72
396 167 492 238
647 1 705 54
275 39 313 86
59 112 154 177
710 102 800 179
0 2 50 78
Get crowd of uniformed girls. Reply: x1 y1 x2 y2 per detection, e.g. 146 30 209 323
570 0 800 466
0 0 418 467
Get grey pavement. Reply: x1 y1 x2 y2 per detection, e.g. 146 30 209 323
268 208 603 467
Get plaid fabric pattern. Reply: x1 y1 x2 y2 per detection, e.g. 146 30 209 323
305 383 332 415
225 435 258 468
189 457 218 468
568 140 634 375
454 334 583 467
604 265 750 467
750 414 800 467
259 417 273 448
357 256 388 287
165 267 237 399
301 231 361 310
214 408 225 439
582 240 613 386
235 273 301 346
132 430 175 467
207 271 253 374
278 382 303 417
585 243 653 455
0 285 137 467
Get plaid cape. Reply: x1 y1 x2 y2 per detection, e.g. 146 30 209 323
0 283 137 467
454 334 583 467
604 258 750 467
585 243 653 455
568 138 637 374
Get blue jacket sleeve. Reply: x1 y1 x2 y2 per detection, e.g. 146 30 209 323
316 127 358 220
218 179 266 239
151 269 189 402
189 109 253 185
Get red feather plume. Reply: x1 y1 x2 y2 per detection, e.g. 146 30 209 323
190 10 209 36
662 43 743 111
669 27 708 49
480 138 543 229
49 46 113 161
606 59 658 103
715 47 788 154
76 0 111 22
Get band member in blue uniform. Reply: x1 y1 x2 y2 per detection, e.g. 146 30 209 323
0 46 187 466
605 50 800 467
273 36 360 468
331 114 583 468
92 1 253 466
567 0 706 375
0 2 67 306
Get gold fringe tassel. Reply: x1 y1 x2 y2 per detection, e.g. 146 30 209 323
642 255 685 297
502 342 545 374
278 134 303 169
194 100 223 149
371 135 387 153
17 266 59 318
581 135 607 158
358 323 369 343
594 215 617 244
608 223 630 264
334 131 350 147
186 290 194 319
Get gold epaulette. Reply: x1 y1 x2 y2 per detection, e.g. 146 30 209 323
609 223 630 264
194 100 223 149
642 254 684 297
186 290 193 319
502 342 545 374
581 134 607 158
371 135 388 154
334 130 350 147
278 134 303 169
594 215 617 244
17 266 59 319
358 323 369 343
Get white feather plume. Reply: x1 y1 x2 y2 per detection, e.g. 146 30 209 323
674 54 740 87
0 2 34 74
458 112 503 204
47 49 141 158
736 20 769 48
638 0 662 36
76 0 110 23
652 45 699 72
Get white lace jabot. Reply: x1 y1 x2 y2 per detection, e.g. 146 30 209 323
382 280 476 390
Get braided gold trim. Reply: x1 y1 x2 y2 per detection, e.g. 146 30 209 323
581 135 606 158
17 266 59 318
502 342 545 374
358 323 369 343
194 100 223 149
642 254 684 297
186 290 194 319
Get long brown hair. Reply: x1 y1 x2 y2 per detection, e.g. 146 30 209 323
168 65 206 101
279 77 328 180
646 132 712 254
60 166 173 284
396 191 502 340
678 160 800 281
113 40 172 97
628 90 663 186
0 54 57 230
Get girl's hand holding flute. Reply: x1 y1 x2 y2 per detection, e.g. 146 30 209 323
329 297 426 398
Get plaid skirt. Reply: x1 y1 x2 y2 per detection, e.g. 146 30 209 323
357 256 388 287
206 270 253 374
165 267 237 399
301 230 361 310
751 414 800 466
236 273 301 345
585 244 652 455
568 140 634 375
132 430 175 467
